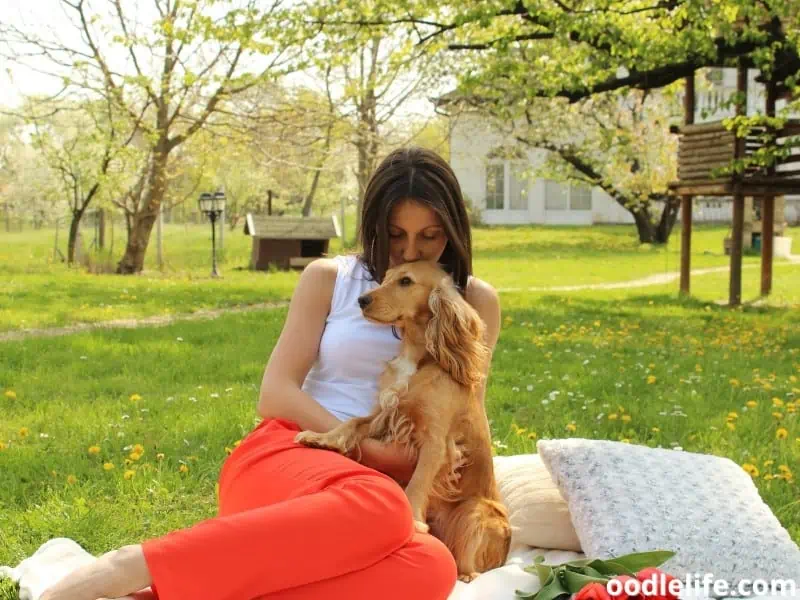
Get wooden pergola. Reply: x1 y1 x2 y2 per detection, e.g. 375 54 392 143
668 62 800 306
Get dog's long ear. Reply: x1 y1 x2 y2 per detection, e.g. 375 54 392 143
425 277 490 387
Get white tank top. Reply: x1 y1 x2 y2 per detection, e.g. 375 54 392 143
301 254 403 421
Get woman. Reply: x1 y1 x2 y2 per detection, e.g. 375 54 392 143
40 146 501 600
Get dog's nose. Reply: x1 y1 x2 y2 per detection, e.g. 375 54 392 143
358 295 372 308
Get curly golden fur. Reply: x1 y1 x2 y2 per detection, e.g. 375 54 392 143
295 261 512 582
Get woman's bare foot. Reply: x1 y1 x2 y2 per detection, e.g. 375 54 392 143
39 545 152 600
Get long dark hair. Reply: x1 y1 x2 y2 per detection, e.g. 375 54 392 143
358 146 473 291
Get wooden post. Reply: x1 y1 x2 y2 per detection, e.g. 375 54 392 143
680 73 695 296
729 62 748 306
761 76 777 297
268 189 273 216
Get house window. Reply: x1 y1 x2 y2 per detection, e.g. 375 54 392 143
545 180 592 211
545 180 568 210
485 163 504 209
509 164 529 210
485 162 529 211
569 185 592 211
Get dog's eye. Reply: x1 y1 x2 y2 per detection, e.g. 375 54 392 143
399 276 413 287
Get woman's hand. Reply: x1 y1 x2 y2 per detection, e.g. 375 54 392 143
357 438 417 486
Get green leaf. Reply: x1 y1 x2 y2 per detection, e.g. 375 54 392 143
563 569 611 593
607 551 676 572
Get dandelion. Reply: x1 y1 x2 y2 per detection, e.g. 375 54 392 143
729 378 740 387
66 475 77 485
647 375 657 384
742 463 759 477
0 442 7 450
727 412 738 420
156 453 165 460
4 390 16 400
88 445 101 455
129 393 142 402
179 464 189 474
124 470 136 480
528 432 537 440
776 427 788 440
18 427 29 438
621 415 631 423
608 413 619 421
103 462 115 471
746 400 758 408
651 427 660 433
566 423 577 432
764 460 774 467
726 422 736 431
772 412 784 420
772 397 784 408
129 451 143 461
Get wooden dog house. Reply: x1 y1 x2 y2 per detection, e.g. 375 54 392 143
244 214 341 270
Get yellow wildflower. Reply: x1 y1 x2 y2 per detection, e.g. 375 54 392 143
746 401 758 408
124 470 135 480
18 427 29 438
742 463 759 477
103 462 115 471
764 459 774 467
621 415 631 423
772 397 784 407
88 445 101 455
129 451 142 461
129 393 142 402
647 375 657 384
179 464 189 474
651 427 660 433
727 412 738 420
772 412 784 420
527 432 537 440
729 378 740 387
776 427 788 440
608 413 619 421
726 422 736 431
0 442 7 450
156 453 165 460
66 475 77 485
4 390 16 400
132 444 145 454
565 423 577 432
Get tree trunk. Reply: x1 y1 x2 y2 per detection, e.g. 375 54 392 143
116 147 170 274
631 207 657 244
67 209 86 265
655 196 680 244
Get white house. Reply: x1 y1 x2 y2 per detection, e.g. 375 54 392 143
447 68 800 226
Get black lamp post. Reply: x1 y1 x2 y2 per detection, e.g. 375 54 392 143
198 190 226 278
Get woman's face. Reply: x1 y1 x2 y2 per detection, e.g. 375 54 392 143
387 199 449 267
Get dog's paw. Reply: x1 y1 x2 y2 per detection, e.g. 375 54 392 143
458 572 480 583
294 431 351 454
413 520 430 534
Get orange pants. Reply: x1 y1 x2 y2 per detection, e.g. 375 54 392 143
141 417 458 600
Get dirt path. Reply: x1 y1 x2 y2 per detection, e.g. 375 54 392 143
495 260 799 293
3 258 798 342
0 301 288 343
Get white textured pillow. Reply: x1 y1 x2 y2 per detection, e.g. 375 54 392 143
492 454 582 552
536 438 800 587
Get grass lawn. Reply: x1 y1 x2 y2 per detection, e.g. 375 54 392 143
2 222 799 332
1 223 799 599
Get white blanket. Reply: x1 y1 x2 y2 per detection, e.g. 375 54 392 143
2 538 797 600
0 538 581 600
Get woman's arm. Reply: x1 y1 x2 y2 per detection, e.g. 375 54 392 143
257 258 343 433
466 277 502 401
